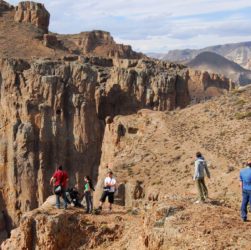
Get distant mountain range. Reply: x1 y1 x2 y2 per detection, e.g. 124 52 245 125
187 52 251 85
147 41 251 70
147 41 251 85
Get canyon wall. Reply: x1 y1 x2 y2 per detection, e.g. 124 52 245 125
188 69 234 101
0 58 103 228
0 55 233 231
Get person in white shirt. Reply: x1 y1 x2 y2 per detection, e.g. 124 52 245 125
98 171 117 211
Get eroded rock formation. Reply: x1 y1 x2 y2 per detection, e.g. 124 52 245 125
0 57 103 229
188 69 234 101
0 1 236 247
1 200 123 250
0 56 234 233
58 30 145 59
14 1 50 33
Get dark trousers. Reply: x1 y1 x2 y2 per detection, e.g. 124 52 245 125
196 177 208 201
241 189 251 220
85 191 93 212
56 189 68 209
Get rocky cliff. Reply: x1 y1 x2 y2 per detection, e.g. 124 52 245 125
5 86 251 249
0 0 237 247
0 1 143 60
188 69 234 101
14 1 50 33
0 55 221 233
58 30 145 59
0 57 103 229
1 197 124 250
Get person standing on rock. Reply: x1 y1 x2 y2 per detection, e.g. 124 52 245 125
193 152 210 203
98 171 117 212
240 162 251 222
84 176 95 213
50 165 69 209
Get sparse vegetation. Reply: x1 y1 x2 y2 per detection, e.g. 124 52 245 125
235 111 251 119
235 99 246 106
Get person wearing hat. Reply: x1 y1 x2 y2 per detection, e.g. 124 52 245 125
98 170 117 212
240 162 251 222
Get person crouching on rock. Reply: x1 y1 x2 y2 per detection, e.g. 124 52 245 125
98 171 117 212
50 165 69 209
66 185 82 207
84 176 95 213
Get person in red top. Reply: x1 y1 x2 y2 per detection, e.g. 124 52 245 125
50 165 69 209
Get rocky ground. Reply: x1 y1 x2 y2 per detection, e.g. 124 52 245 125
94 85 251 249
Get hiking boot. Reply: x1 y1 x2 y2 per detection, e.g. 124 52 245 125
242 218 247 222
98 206 102 211
194 200 205 204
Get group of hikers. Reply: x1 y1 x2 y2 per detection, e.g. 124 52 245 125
50 152 251 222
50 166 116 213
194 152 251 222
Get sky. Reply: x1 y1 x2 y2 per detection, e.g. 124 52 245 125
8 0 251 53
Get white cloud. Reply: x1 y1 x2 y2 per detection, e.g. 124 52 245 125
7 0 251 52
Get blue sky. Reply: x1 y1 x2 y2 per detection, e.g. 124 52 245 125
8 0 251 53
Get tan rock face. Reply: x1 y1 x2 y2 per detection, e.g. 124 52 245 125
0 56 233 238
188 69 234 101
14 1 50 33
1 205 123 250
0 58 103 229
95 59 191 119
59 31 144 59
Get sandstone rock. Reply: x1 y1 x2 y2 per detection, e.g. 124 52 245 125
188 69 234 102
59 30 145 59
0 58 103 229
14 1 50 33
1 206 123 250
0 55 234 237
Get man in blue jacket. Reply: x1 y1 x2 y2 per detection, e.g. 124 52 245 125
240 162 251 222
